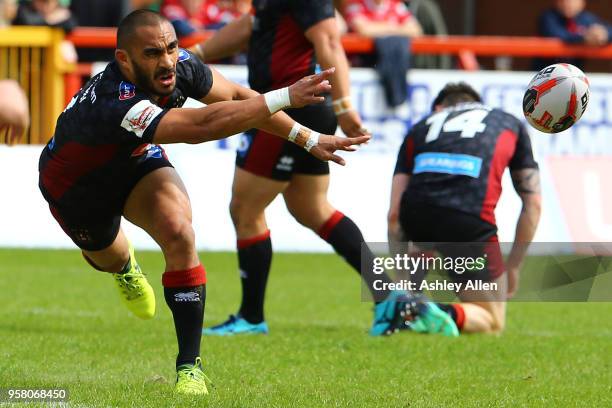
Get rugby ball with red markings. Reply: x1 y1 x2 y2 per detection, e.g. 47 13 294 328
523 63 590 133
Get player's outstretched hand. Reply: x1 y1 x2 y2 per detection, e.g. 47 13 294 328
288 68 335 108
309 133 371 166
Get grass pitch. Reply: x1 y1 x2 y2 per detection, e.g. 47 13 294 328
1 249 611 407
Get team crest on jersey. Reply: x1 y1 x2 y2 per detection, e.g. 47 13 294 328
178 49 190 62
131 143 166 162
119 81 136 100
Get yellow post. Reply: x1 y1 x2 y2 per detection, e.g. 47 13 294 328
0 27 75 144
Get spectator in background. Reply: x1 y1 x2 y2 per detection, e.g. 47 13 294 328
343 0 422 107
13 0 78 63
537 0 612 69
344 0 422 38
202 0 250 29
161 0 249 37
0 0 17 26
161 0 204 36
162 0 249 64
13 0 76 31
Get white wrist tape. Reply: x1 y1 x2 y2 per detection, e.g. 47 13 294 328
287 122 319 151
304 131 320 152
288 122 302 143
264 87 291 114
332 96 354 116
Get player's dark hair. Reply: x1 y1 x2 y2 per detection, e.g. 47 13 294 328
117 9 169 49
431 82 482 111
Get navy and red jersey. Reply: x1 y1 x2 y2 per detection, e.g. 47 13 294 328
247 0 335 92
394 102 538 225
39 49 213 213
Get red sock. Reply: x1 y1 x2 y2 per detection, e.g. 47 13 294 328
162 264 207 287
452 304 466 330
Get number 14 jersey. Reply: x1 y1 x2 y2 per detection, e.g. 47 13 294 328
394 102 539 225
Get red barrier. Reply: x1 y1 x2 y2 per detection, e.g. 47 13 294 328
64 27 612 103
67 27 612 58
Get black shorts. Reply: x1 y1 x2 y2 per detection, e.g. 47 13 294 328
41 145 173 251
236 100 337 181
399 204 504 282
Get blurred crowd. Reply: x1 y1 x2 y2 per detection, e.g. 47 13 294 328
0 0 610 69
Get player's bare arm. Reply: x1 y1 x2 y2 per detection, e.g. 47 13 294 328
388 173 410 243
0 80 30 144
304 17 367 139
198 66 370 166
191 14 253 62
506 168 542 298
153 68 333 144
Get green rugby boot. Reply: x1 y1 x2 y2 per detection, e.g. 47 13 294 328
113 244 155 319
175 357 211 396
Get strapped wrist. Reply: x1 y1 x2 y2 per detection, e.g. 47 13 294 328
264 87 291 114
288 122 319 151
333 96 354 116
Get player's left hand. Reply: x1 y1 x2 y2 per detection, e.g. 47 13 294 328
506 266 520 299
337 110 369 139
309 134 371 166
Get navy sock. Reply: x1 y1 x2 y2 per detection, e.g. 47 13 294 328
319 211 393 302
237 231 272 324
162 265 207 368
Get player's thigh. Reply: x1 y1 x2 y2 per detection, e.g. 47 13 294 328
230 166 288 224
283 173 335 230
123 166 193 244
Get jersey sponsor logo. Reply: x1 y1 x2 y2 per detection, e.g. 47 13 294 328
178 49 190 62
119 81 136 101
413 152 483 178
120 100 164 138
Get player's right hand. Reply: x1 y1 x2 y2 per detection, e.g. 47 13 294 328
288 68 335 108
506 266 520 299
338 110 368 139
309 133 370 166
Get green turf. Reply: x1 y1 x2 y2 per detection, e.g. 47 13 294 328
0 249 611 407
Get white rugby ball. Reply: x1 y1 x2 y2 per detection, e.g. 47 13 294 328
522 63 590 133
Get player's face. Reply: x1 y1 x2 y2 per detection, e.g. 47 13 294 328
129 21 179 97
555 0 585 18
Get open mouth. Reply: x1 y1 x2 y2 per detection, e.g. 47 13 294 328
157 72 175 86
